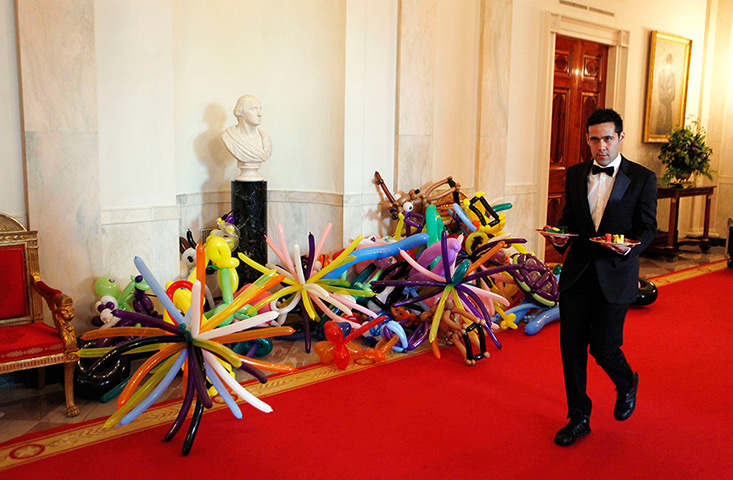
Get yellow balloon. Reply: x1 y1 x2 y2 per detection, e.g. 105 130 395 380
429 286 453 344
206 236 239 270
207 358 235 398
172 287 192 314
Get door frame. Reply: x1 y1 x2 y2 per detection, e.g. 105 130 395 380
536 13 630 259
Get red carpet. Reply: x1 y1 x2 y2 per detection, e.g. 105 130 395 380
2 264 732 479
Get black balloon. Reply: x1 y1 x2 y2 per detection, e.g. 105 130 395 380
75 356 131 400
634 278 658 306
182 398 204 456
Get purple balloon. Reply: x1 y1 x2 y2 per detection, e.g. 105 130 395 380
186 345 213 409
112 309 181 335
440 232 453 284
407 237 462 282
164 352 198 441
305 233 317 279
456 285 501 349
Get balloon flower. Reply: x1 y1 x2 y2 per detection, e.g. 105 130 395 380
372 232 515 359
78 254 295 455
237 222 379 353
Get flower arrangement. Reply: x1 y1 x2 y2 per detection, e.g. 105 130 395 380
658 118 715 186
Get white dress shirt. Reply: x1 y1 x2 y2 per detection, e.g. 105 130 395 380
587 154 622 232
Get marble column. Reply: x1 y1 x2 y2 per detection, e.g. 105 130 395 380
395 0 436 192
16 0 101 331
231 180 267 285
476 0 512 202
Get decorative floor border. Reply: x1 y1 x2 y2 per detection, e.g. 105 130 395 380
649 259 727 287
2 260 729 470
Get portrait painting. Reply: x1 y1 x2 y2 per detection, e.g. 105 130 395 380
643 31 692 143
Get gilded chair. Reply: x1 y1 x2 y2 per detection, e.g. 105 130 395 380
0 212 80 416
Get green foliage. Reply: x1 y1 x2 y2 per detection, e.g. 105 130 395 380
659 118 715 185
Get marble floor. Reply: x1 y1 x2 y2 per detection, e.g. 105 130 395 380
0 245 726 445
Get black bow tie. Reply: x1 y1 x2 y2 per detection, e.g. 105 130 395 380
592 165 614 176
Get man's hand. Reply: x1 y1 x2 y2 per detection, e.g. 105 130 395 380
601 242 633 255
541 225 571 247
546 233 570 247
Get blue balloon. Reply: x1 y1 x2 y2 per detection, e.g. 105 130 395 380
524 305 560 335
134 256 186 325
323 233 429 279
494 301 538 326
383 320 408 350
118 350 188 426
204 362 242 419
451 203 477 232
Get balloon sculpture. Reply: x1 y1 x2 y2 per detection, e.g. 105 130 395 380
237 222 381 352
79 245 295 455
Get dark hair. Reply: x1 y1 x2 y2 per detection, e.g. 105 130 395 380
586 108 623 134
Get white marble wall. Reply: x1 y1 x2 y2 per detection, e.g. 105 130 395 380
343 192 393 242
477 0 512 201
503 184 541 254
343 0 399 244
17 0 101 332
395 0 437 191
395 0 514 209
100 206 180 294
17 1 97 132
0 0 25 225
266 191 344 256
177 191 232 245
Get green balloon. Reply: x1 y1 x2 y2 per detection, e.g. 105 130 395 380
425 204 444 246
94 277 121 298
450 259 470 285
493 202 513 212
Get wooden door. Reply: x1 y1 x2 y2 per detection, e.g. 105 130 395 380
545 35 608 263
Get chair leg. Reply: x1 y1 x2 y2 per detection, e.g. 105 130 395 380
64 361 80 417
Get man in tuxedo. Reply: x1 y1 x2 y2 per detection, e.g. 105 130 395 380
547 109 658 446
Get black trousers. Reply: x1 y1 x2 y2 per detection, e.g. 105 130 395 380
559 261 635 417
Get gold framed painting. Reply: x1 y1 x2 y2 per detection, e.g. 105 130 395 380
643 31 692 143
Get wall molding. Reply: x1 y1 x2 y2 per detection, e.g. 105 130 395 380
344 192 382 207
104 185 509 228
268 190 342 206
548 13 627 46
101 205 179 226
176 189 344 208
505 183 537 196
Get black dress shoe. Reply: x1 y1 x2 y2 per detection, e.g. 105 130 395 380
614 372 639 421
554 409 591 446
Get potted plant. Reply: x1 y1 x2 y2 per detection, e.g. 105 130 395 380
658 118 715 187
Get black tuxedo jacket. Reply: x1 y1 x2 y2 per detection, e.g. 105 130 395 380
556 156 657 304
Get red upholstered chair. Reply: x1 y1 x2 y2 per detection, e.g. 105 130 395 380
0 212 80 416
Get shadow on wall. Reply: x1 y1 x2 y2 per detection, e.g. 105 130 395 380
194 104 237 191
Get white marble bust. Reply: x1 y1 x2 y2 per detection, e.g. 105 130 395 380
222 95 272 181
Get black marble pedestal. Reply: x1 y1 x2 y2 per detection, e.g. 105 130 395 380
231 180 267 285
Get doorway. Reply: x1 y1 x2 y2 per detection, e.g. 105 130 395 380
545 35 608 263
